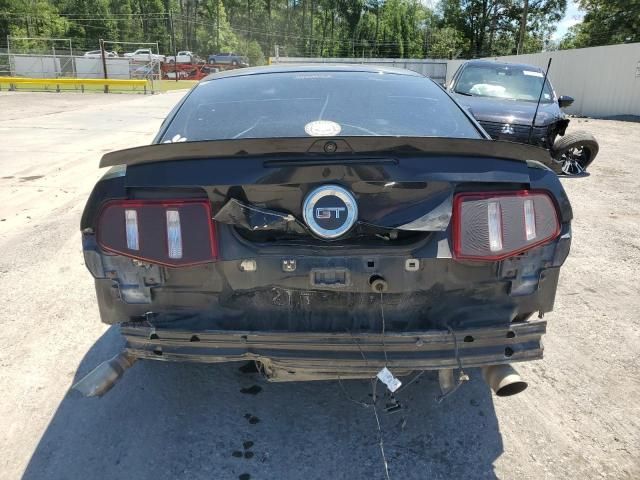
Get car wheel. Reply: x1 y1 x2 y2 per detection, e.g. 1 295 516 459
232 60 238 66
551 131 599 176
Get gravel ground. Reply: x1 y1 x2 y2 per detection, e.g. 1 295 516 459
0 92 638 480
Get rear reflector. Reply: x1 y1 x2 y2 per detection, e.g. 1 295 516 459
523 199 536 241
124 209 139 251
165 210 183 259
487 202 503 252
97 199 217 267
453 190 560 261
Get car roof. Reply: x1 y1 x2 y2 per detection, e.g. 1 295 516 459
201 64 423 82
459 59 545 72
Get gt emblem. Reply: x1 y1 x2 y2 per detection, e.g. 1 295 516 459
303 185 358 239
315 207 346 219
501 123 515 135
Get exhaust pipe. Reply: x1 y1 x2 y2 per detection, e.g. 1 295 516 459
482 364 527 397
436 369 469 402
72 351 137 397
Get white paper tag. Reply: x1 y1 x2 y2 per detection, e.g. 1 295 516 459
523 70 544 77
377 367 402 393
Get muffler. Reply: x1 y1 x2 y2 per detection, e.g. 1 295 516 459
72 351 137 397
482 364 528 397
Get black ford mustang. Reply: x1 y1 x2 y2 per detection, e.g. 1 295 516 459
76 65 572 400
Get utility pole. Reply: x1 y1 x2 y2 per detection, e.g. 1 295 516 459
375 0 380 56
517 0 529 55
99 38 108 93
216 0 220 52
170 11 178 82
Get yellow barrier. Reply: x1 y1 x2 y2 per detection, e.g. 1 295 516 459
0 76 149 93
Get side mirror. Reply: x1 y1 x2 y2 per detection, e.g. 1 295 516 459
558 95 574 108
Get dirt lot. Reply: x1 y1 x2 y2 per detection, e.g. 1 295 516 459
0 91 638 480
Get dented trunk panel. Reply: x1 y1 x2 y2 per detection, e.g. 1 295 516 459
82 150 571 345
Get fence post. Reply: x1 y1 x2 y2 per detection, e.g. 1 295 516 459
7 35 13 77
70 38 76 78
170 10 178 82
100 38 109 93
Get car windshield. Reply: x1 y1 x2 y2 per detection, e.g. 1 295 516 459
454 64 554 103
162 71 481 142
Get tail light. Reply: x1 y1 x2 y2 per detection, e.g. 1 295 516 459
453 190 560 261
97 199 217 267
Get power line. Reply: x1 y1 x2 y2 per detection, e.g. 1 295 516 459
1 10 633 54
0 12 170 17
1 11 413 48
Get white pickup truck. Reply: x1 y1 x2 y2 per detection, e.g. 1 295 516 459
123 49 165 63
166 51 196 64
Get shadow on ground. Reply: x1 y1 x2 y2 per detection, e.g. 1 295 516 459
22 327 503 480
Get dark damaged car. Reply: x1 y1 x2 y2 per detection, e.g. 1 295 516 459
449 60 599 176
75 65 572 400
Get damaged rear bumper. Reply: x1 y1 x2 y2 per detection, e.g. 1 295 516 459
121 318 546 381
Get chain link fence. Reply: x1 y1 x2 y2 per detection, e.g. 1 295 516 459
0 38 164 93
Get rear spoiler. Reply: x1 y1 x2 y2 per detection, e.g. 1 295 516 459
100 136 552 168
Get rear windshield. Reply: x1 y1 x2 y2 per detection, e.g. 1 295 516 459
454 64 554 103
161 71 481 143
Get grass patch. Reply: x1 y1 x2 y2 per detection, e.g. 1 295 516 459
0 79 198 94
156 79 198 91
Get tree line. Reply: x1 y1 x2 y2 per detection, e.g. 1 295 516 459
0 1 638 65
559 0 639 50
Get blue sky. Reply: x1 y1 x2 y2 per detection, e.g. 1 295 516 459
553 0 585 40
423 0 585 41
